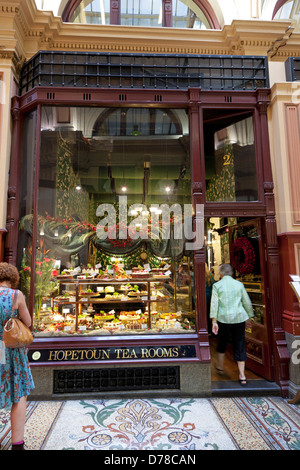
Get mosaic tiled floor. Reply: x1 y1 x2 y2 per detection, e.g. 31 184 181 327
1 397 300 450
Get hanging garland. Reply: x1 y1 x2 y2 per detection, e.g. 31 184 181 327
231 237 255 275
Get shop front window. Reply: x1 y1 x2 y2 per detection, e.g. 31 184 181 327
19 106 195 337
204 111 258 202
17 110 38 307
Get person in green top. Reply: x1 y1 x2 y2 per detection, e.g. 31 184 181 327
210 263 254 386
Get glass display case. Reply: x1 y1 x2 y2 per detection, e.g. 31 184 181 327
35 266 195 336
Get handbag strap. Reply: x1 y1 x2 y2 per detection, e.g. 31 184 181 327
12 289 19 312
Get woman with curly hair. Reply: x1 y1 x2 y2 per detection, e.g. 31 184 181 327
0 262 34 450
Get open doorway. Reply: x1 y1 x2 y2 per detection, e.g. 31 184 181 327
205 217 274 387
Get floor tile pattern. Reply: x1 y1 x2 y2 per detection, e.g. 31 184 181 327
1 397 299 450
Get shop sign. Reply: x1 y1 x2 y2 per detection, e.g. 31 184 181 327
28 345 197 363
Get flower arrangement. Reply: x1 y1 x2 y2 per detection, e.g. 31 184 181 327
20 240 58 319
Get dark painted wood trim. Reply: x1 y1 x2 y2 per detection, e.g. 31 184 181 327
8 84 290 392
5 96 23 265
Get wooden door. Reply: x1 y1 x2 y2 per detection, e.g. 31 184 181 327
229 218 273 380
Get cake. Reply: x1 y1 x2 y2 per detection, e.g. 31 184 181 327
102 320 122 330
127 290 140 297
105 286 114 293
94 313 115 321
119 311 140 321
131 270 149 278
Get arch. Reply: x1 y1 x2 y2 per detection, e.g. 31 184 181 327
92 108 183 137
192 0 221 29
62 0 221 28
62 0 81 21
272 0 293 19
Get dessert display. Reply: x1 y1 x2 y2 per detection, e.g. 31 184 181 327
33 260 194 336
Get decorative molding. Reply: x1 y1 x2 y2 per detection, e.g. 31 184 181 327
285 104 300 226
0 0 299 66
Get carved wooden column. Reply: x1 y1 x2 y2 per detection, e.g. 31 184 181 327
257 90 290 396
0 229 7 262
189 88 210 363
5 96 22 265
110 0 120 25
163 0 173 27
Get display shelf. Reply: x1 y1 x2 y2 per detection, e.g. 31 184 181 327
244 281 265 325
37 274 185 335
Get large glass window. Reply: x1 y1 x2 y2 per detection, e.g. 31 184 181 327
17 111 38 306
68 0 213 28
172 0 210 29
70 0 110 24
19 106 195 337
204 111 258 202
121 0 161 26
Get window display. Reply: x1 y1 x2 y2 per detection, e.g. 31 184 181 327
204 111 258 202
18 106 195 336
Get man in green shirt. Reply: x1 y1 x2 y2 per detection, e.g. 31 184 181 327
210 263 254 385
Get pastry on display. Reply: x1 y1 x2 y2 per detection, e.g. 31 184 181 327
105 286 114 293
155 318 179 329
57 270 74 279
160 312 182 320
127 291 140 298
131 270 149 278
114 265 128 280
119 311 140 321
50 312 64 322
86 305 95 314
104 292 123 300
97 270 113 280
80 290 95 297
94 311 115 321
102 320 122 330
120 284 131 291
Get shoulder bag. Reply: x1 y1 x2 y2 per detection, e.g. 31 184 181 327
3 317 33 348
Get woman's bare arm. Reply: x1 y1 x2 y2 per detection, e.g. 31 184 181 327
14 290 32 327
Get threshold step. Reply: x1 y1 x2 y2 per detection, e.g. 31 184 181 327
211 379 281 397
